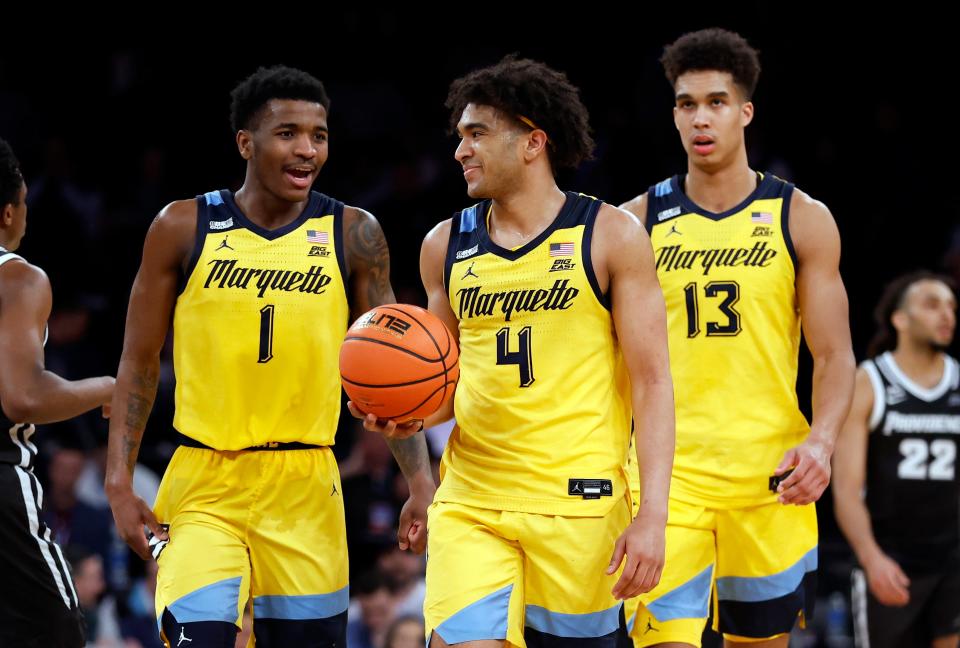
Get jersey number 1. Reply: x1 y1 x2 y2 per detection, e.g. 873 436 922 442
258 305 275 363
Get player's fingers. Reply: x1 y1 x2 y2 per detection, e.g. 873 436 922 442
140 504 167 541
893 564 911 588
381 419 399 437
606 537 626 575
396 511 412 551
611 553 639 599
407 521 427 554
774 449 798 475
346 401 364 420
625 562 653 599
778 460 810 491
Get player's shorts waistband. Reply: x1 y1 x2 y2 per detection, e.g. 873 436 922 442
174 432 327 452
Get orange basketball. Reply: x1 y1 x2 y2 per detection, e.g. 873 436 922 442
339 304 459 422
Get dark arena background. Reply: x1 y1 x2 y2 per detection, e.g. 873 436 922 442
2 9 955 648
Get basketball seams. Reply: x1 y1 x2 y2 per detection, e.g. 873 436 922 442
380 305 450 364
341 368 449 389
342 336 445 364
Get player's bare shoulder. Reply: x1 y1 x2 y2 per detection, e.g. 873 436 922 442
0 256 50 306
788 187 840 261
147 198 198 262
618 192 648 220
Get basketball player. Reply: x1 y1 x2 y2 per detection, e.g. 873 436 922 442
104 66 434 648
833 272 960 648
0 137 114 647
415 55 674 647
620 29 856 647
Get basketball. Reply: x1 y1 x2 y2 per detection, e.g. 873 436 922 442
340 304 459 422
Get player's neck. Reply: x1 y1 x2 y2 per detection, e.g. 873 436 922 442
891 344 947 388
234 181 309 230
684 155 755 213
488 180 566 246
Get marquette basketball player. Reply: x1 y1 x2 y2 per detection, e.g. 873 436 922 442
104 66 434 648
834 272 960 648
620 29 856 647
0 137 115 648
416 56 674 647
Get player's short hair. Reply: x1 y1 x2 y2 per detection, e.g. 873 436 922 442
230 65 330 132
661 28 761 100
445 54 594 172
0 138 24 209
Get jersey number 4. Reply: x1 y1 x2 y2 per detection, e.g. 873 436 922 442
898 438 955 481
497 326 534 387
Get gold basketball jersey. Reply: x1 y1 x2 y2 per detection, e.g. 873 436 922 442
645 172 809 507
172 190 349 450
440 192 632 516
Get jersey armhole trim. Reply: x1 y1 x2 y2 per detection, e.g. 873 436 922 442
178 196 208 295
443 213 463 298
863 360 886 431
780 183 798 274
582 200 610 311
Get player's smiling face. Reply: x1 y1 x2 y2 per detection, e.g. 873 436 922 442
455 103 525 199
673 70 753 171
238 99 329 203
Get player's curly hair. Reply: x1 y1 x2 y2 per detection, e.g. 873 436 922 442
868 271 957 357
0 138 24 209
230 65 330 132
445 55 594 172
661 28 761 100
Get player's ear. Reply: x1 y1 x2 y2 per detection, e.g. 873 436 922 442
741 101 754 127
523 129 549 162
237 130 254 161
0 202 12 227
891 309 909 333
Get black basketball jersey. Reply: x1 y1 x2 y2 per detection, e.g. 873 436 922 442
863 351 960 572
0 249 39 469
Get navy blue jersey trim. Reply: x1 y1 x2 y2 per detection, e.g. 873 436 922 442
221 189 321 241
332 199 347 291
478 192 578 262
178 196 207 295
780 182 798 272
581 200 610 311
443 212 463 297
672 171 774 221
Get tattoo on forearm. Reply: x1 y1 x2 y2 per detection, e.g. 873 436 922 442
122 434 139 473
347 211 394 308
125 393 153 431
386 434 430 478
122 366 159 471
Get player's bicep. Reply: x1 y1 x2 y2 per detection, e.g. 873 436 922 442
0 266 51 414
607 213 670 385
122 208 192 359
420 220 459 345
793 197 851 357
345 207 396 318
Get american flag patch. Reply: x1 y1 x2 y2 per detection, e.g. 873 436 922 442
549 242 575 257
307 230 329 244
751 212 773 224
